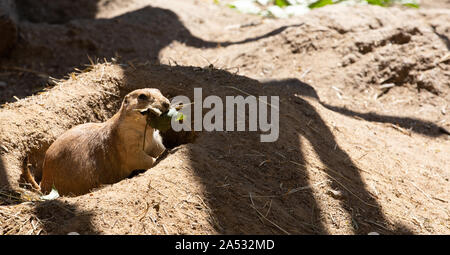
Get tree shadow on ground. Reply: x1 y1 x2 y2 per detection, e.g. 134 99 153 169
1 3 440 234
121 64 417 234
0 2 303 235
267 78 450 137
32 200 100 234
0 156 6 188
1 155 98 234
0 3 300 104
261 78 418 234
0 155 12 204
0 155 24 206
15 0 99 24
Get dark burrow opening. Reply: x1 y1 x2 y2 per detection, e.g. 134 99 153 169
15 0 99 24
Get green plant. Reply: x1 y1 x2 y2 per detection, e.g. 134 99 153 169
309 0 419 8
309 0 342 9
274 0 290 7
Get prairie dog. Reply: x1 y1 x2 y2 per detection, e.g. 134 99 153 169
38 88 170 196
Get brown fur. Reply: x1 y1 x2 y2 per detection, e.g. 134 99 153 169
37 88 170 196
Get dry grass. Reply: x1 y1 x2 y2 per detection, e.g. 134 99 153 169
0 187 44 235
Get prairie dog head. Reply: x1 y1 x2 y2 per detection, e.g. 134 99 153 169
122 88 170 121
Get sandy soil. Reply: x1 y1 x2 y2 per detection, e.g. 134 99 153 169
0 0 448 235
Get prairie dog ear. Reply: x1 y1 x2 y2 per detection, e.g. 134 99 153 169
123 94 131 105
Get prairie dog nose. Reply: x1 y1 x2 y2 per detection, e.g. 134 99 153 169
162 101 170 110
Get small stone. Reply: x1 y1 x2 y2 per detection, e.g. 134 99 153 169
327 189 344 199
0 81 7 89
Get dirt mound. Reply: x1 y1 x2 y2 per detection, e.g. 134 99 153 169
0 0 449 235
1 63 448 235
0 1 222 104
159 4 450 132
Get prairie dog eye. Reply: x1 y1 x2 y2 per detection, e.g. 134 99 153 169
138 94 148 100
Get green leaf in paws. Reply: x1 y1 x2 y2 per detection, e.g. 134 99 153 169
148 108 184 132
